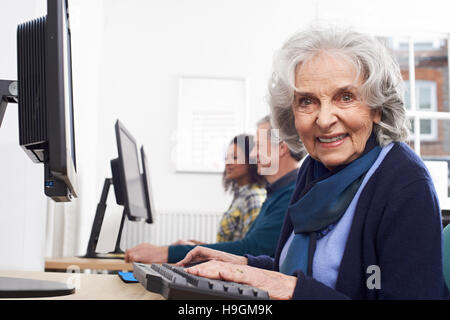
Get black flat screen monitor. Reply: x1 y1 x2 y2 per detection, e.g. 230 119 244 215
16 0 77 201
140 146 155 224
113 120 148 221
83 122 154 259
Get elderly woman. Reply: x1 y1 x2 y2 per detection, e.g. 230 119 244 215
176 25 450 299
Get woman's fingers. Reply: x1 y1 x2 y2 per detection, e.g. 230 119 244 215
185 261 248 283
176 246 248 267
175 246 211 266
184 260 297 300
185 261 225 280
218 267 246 284
175 246 228 266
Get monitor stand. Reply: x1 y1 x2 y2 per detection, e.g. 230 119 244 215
82 178 126 260
0 277 75 298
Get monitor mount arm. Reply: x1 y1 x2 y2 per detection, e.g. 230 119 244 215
84 177 126 258
0 80 18 128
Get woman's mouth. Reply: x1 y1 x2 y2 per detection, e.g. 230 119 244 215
317 134 348 147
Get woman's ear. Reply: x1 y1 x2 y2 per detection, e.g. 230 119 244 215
372 109 382 124
279 141 290 157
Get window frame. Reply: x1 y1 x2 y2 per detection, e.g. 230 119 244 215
404 80 438 141
398 35 450 156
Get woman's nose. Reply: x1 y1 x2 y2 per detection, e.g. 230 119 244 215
315 102 337 130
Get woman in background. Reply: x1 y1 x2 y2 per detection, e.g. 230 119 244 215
173 134 266 245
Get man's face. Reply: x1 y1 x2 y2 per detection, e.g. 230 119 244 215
250 122 280 176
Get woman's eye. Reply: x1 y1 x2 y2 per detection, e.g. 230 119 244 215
339 92 354 103
297 96 315 107
294 95 318 113
300 97 312 105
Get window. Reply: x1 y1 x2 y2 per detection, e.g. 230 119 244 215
404 80 437 141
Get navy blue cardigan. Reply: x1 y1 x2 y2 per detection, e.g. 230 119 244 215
247 143 450 299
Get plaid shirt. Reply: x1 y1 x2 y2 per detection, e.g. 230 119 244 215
216 184 267 242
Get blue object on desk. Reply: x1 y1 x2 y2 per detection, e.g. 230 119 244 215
118 272 138 283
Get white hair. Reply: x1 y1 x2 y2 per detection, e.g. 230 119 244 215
269 24 409 153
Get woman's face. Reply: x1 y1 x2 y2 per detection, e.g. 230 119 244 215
225 143 250 183
292 53 381 170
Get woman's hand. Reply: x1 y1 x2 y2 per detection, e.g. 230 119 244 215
185 260 297 300
175 246 248 266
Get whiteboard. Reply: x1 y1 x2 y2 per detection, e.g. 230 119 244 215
175 76 247 173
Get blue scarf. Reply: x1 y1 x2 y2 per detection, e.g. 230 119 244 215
280 137 381 276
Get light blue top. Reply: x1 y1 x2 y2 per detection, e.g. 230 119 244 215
279 143 394 289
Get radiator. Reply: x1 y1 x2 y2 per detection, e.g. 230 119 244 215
121 211 223 249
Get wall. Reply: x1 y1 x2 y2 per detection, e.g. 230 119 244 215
65 0 104 256
0 0 47 271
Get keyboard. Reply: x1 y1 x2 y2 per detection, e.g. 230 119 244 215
133 263 270 300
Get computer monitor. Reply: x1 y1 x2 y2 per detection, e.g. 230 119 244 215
113 120 148 221
84 121 153 258
0 0 77 298
140 146 155 224
0 0 77 202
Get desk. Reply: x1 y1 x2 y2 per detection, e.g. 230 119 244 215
45 257 133 272
0 270 163 300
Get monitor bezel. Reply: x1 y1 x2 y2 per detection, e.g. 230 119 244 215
114 120 148 221
140 146 155 224
45 0 77 198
